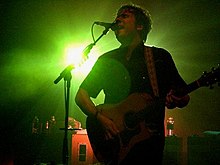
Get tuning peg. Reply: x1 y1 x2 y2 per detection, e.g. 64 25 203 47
203 71 207 75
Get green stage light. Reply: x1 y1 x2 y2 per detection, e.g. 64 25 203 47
64 43 99 75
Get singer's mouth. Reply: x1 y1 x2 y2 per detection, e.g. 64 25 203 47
114 26 124 35
116 25 124 30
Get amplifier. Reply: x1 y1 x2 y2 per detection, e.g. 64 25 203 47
71 129 98 165
163 136 183 165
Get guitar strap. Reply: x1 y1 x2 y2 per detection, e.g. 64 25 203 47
144 46 159 97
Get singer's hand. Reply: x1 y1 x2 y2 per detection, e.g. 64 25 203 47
96 112 119 140
166 89 190 109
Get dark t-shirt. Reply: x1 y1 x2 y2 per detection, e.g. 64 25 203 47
80 43 187 133
80 43 187 103
80 43 188 164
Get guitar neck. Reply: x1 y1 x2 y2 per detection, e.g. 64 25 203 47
185 80 201 95
133 81 200 121
177 65 220 96
126 67 220 129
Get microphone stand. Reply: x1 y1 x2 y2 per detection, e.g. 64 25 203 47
93 26 111 45
53 25 112 165
54 65 74 165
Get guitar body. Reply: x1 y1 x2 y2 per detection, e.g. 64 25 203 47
86 93 154 164
86 65 220 164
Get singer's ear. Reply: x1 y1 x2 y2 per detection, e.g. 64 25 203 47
136 24 143 31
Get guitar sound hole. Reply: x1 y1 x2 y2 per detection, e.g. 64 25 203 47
124 112 139 129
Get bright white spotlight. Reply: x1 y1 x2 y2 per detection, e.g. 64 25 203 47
64 44 99 74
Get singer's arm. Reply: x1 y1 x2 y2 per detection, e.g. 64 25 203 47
75 88 98 117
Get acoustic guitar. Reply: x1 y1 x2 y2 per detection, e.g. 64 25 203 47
86 65 220 164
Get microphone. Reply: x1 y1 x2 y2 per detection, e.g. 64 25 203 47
54 64 74 84
94 21 120 31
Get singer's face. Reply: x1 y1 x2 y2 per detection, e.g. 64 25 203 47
114 9 140 44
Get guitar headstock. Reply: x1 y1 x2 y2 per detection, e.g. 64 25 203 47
198 64 220 89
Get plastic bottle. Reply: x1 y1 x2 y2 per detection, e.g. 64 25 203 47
32 116 41 134
49 115 56 134
43 120 49 135
166 117 174 136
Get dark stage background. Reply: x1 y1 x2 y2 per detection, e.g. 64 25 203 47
0 0 219 164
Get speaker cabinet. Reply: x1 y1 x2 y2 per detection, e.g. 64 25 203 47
71 129 97 165
163 136 183 165
187 135 220 165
